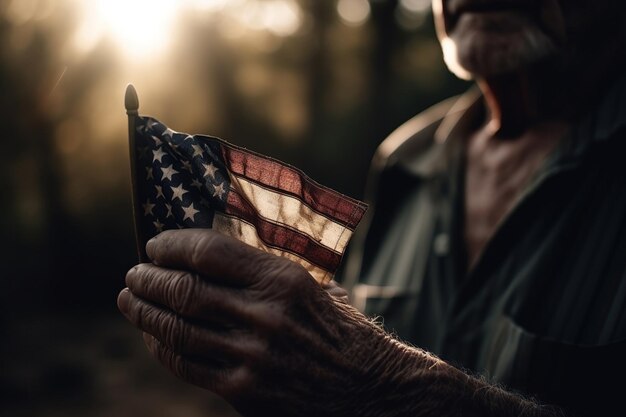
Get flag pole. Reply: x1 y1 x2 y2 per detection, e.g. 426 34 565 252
125 84 149 262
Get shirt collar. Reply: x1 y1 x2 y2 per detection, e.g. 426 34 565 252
400 72 626 178
399 88 483 178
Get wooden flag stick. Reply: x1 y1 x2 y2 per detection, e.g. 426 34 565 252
125 84 149 262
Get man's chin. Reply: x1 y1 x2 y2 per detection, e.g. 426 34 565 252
443 27 557 80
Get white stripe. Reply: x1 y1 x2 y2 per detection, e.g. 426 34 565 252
212 213 332 284
229 175 353 254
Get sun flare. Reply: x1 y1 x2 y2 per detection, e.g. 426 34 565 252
75 0 180 59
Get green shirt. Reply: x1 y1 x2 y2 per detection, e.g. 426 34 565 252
341 76 626 416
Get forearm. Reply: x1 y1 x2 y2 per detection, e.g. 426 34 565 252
354 327 562 417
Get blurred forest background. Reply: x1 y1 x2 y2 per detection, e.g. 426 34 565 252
0 0 468 415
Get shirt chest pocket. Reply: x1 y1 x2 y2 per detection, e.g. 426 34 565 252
485 314 626 416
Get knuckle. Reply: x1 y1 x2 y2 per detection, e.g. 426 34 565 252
160 311 180 348
278 262 310 296
168 271 197 314
128 297 146 327
190 231 218 270
254 255 302 291
141 303 162 331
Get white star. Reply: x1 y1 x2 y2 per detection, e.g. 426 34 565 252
191 178 203 190
153 219 165 233
181 160 193 173
164 203 173 218
192 144 204 158
143 200 155 216
147 120 160 131
150 135 162 146
170 142 180 155
155 185 165 199
146 167 154 180
182 203 200 222
153 147 166 163
212 182 226 199
203 162 218 179
161 165 179 181
162 128 175 139
170 184 188 201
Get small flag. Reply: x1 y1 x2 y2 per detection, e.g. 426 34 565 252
131 116 367 284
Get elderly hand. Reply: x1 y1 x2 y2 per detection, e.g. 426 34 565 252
117 229 415 417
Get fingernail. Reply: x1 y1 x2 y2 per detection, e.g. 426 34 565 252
117 288 131 315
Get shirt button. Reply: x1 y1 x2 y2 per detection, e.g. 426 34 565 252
434 233 450 256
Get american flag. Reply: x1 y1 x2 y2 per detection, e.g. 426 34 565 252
130 116 367 283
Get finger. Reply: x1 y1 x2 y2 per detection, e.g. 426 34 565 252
145 229 297 287
143 332 254 400
125 263 248 323
118 289 261 360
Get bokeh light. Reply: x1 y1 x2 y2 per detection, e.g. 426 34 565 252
337 0 371 27
396 0 431 31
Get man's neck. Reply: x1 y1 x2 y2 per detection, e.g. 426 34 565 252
476 68 575 139
476 49 624 140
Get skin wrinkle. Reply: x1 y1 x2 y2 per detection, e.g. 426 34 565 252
121 229 566 416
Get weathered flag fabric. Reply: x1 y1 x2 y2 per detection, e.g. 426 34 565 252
132 116 367 283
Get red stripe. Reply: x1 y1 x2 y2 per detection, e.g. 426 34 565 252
223 190 342 273
221 146 367 229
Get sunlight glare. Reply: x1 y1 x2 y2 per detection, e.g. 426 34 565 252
189 0 229 12
75 0 180 59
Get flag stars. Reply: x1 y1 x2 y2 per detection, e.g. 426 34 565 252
161 165 179 181
203 162 218 180
150 135 162 146
153 147 166 163
182 203 199 222
146 167 154 180
153 219 165 233
192 144 204 158
182 160 193 173
155 185 165 199
170 142 181 155
143 200 155 216
170 184 188 201
165 203 173 218
191 178 203 190
147 120 160 131
212 182 227 199
162 128 175 139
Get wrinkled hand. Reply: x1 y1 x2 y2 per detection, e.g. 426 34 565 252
118 229 413 417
